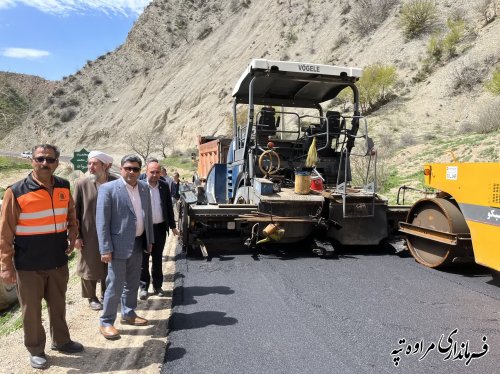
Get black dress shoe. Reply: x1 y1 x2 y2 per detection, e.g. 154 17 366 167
51 340 84 353
29 353 47 369
153 288 166 296
89 298 103 311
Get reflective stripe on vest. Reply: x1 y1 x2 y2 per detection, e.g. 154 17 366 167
19 208 68 220
15 187 70 237
15 222 68 235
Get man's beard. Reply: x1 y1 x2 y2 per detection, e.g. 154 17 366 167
89 172 105 183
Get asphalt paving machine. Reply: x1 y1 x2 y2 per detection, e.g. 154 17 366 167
180 59 400 256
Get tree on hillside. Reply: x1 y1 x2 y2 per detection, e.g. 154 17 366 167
158 137 171 158
129 128 156 162
357 64 397 113
224 107 248 136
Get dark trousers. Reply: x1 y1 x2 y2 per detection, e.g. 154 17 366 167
81 278 106 300
140 221 167 291
16 264 71 355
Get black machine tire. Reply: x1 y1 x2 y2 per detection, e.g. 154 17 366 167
405 198 470 268
178 200 202 257
178 199 190 252
234 186 249 204
186 242 202 258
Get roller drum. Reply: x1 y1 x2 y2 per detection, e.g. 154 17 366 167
406 198 470 268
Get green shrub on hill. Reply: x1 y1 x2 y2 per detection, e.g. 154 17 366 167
442 18 466 57
419 16 468 82
427 34 443 62
400 0 438 39
485 65 500 95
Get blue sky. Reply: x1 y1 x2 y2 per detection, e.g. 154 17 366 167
0 0 152 81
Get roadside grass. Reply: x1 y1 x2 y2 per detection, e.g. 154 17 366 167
0 156 32 198
479 146 498 161
162 155 196 172
67 251 81 290
162 154 197 180
0 304 22 337
382 131 499 204
380 168 428 204
380 169 403 194
400 170 426 187
0 156 31 171
414 132 495 163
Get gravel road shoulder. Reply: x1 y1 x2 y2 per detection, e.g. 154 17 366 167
0 235 177 373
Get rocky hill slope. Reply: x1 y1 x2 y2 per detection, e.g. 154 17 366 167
1 0 499 185
0 72 56 143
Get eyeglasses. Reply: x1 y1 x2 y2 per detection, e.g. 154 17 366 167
123 166 141 173
33 157 58 164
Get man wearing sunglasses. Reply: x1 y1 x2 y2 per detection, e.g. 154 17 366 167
96 154 154 340
0 144 83 369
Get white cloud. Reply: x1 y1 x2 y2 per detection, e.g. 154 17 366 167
2 47 50 59
0 1 16 10
0 0 152 15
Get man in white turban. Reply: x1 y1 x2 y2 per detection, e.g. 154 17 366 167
87 151 113 165
73 151 116 310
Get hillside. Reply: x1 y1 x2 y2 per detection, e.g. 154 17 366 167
0 72 56 142
0 0 499 190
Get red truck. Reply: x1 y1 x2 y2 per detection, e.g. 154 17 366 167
197 135 231 181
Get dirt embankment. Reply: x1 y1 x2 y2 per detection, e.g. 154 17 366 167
0 235 177 373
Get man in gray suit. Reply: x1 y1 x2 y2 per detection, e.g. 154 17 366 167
96 154 154 340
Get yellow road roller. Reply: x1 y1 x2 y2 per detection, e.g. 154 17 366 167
400 162 500 272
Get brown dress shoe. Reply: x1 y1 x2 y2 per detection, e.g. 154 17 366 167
99 326 120 340
120 316 148 326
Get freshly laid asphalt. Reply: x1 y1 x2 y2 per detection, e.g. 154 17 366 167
162 241 499 374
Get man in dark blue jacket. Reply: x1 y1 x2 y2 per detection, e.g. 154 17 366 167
139 160 178 299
